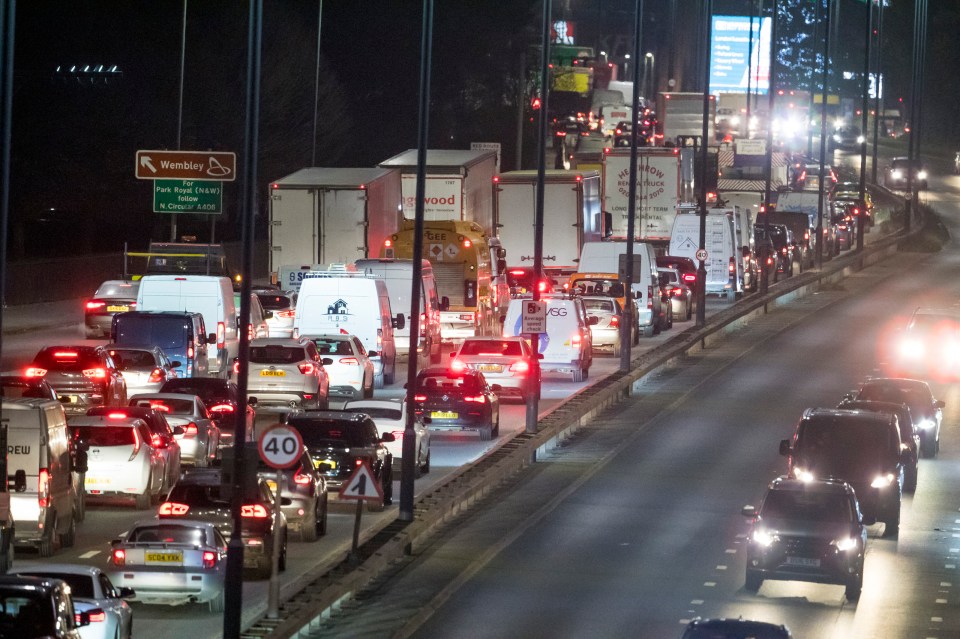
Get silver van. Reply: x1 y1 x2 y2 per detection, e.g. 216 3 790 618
2 398 82 556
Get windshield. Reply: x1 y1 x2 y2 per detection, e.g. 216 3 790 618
570 278 620 296
309 337 354 356
114 316 189 350
288 418 369 448
256 293 294 311
796 419 897 477
417 373 480 393
249 345 305 364
348 407 402 421
161 380 231 403
94 281 138 298
108 349 158 371
71 425 135 448
129 524 209 545
583 299 616 313
857 382 932 416
761 489 853 523
459 340 523 356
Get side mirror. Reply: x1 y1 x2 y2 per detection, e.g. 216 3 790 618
588 316 599 326
172 426 185 436
248 397 258 408
393 313 406 330
264 311 274 320
368 350 379 358
170 360 182 368
741 505 757 518
118 587 136 599
440 296 450 311
207 333 217 343
778 439 791 456
491 384 502 392
381 432 396 443
322 357 334 366
13 470 26 492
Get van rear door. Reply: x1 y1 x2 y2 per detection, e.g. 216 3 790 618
3 406 44 534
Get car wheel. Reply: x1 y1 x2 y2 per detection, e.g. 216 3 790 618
642 325 655 338
318 493 328 536
478 425 493 441
744 570 763 593
59 514 76 548
363 380 374 399
612 343 622 358
904 462 918 493
300 502 319 543
384 369 395 385
845 573 863 601
492 413 500 437
38 513 56 557
571 368 583 383
920 434 936 459
420 448 431 475
208 589 225 613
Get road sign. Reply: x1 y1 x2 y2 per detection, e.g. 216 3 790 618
521 300 546 333
339 461 383 502
153 179 223 214
695 248 709 262
257 425 304 470
136 150 236 181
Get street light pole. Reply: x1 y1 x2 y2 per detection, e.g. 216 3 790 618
311 0 323 167
170 0 187 242
695 0 712 328
761 0 778 296
815 0 832 272
871 0 883 185
856 0 872 252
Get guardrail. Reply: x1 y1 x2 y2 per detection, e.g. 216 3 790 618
239 224 909 639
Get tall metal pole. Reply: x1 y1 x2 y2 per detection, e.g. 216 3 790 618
0 0 16 332
761 0 777 295
401 0 434 522
912 0 928 226
620 0 644 372
870 0 883 185
515 50 526 172
311 0 323 167
746 0 755 133
527 0 551 434
223 1 262 636
170 0 187 242
815 0 832 271
806 0 819 158
856 0 872 252
695 0 712 327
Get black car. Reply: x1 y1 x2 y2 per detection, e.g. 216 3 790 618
87 405 183 492
836 399 920 493
27 346 127 415
846 377 943 458
682 617 792 639
157 467 286 579
779 407 907 537
0 575 96 636
0 374 58 400
753 224 794 279
742 476 867 601
285 411 394 511
159 378 255 447
505 267 554 298
245 442 328 542
413 367 501 441
83 280 139 339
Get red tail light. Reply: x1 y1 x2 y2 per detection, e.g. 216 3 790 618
537 280 548 293
241 504 269 518
151 433 167 449
149 402 170 412
766 256 774 266
217 321 225 349
571 333 582 346
682 273 696 283
82 367 107 379
355 458 364 467
464 395 486 403
158 502 190 516
107 412 127 419
450 359 466 373
38 468 50 508
202 551 218 569
338 357 358 366
728 258 736 273
277 309 296 318
130 427 141 460
509 360 530 373
293 470 312 485
147 367 166 383
233 360 240 375
414 394 427 402
247 324 254 340
85 301 106 310
210 404 235 413
391 430 404 440
111 549 125 567
672 288 684 297
610 316 620 328
24 367 47 377
184 422 198 436
647 286 654 309
187 341 195 359
77 609 106 624
298 362 317 375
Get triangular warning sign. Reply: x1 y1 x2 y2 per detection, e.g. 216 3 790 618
339 461 383 502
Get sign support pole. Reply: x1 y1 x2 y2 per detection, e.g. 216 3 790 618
351 499 363 561
267 471 283 618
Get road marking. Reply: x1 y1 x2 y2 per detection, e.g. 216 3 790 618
936 598 948 604
79 550 100 559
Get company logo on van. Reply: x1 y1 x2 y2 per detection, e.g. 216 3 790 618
327 299 349 318
8 445 30 455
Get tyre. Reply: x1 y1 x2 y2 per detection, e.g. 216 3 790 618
60 515 76 548
38 522 55 558
845 573 863 601
920 434 936 459
492 414 500 437
420 449 431 475
208 589 225 613
612 343 621 358
134 489 151 511
478 425 493 441
300 503 318 543
642 324 655 338
363 380 374 399
374 371 385 390
384 368 395 385
744 570 762 592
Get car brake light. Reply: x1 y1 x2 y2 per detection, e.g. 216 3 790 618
571 333 581 346
76 609 106 624
24 367 47 377
85 301 106 310
339 357 359 366
107 412 127 419
509 360 530 373
158 502 190 516
293 470 312 485
187 341 195 359
464 395 486 403
414 394 427 402
247 324 254 340
728 258 735 273
210 403 234 413
217 321 225 349
183 422 198 436
682 273 695 283
147 367 166 383
151 433 166 449
298 362 317 375
53 351 78 358
130 427 141 461
233 360 241 375
450 359 466 373
241 504 269 518
672 288 684 297
38 468 50 508
537 280 548 293
111 549 126 566
355 458 364 467
202 551 218 569
83 367 107 379
610 315 620 328
277 309 296 318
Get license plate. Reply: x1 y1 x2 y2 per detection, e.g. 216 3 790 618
145 551 183 564
785 556 820 567
431 411 458 419
479 365 502 373
59 395 80 404
260 369 286 377
84 476 109 485
314 459 337 471
106 305 129 312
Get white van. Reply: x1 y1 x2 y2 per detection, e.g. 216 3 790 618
136 275 237 378
502 295 594 382
576 241 662 336
353 258 443 366
669 211 744 300
293 271 405 387
3 398 81 555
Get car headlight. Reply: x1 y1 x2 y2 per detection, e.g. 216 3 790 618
896 336 924 359
871 473 895 488
730 116 740 126
856 135 865 144
833 134 842 142
793 467 815 483
917 170 928 180
890 169 903 180
752 529 778 547
832 536 858 552
917 418 936 430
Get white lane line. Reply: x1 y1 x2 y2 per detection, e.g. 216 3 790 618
79 550 100 559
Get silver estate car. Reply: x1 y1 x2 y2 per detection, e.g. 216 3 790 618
242 338 331 410
107 519 228 611
106 344 181 395
129 393 221 466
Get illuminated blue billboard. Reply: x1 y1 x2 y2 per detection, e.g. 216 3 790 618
710 15 771 94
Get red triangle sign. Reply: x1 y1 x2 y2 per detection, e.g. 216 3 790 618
339 461 384 502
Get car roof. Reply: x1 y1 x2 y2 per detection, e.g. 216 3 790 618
129 518 218 530
130 392 199 402
105 344 163 354
15 564 101 578
344 399 403 409
287 410 373 424
0 575 63 592
769 475 853 495
861 376 929 389
88 406 158 419
803 406 894 425
69 414 145 428
250 337 308 347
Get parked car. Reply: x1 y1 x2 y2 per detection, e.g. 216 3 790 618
238 338 331 410
157 467 286 579
884 156 928 190
413 367 501 441
83 280 139 339
303 334 375 401
14 565 134 639
285 410 394 511
742 476 867 600
128 393 221 466
253 287 297 338
449 336 540 401
0 574 94 638
107 519 228 611
86 405 182 493
26 346 127 415
845 377 943 458
343 398 432 476
104 344 180 395
159 378 255 448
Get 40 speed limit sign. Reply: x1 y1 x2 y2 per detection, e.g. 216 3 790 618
257 425 304 469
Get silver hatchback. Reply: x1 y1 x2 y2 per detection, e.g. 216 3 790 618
242 338 331 410
106 344 181 395
129 393 221 467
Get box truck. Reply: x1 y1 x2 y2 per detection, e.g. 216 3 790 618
603 147 685 244
657 92 716 144
267 167 402 288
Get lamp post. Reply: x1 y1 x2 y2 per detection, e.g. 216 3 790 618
624 53 631 78
645 52 655 100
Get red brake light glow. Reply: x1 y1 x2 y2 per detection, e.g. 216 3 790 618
82 368 107 379
293 470 312 485
509 360 530 373
38 468 50 508
85 301 106 310
111 549 125 566
202 551 218 569
450 359 466 373
107 412 127 419
184 422 198 436
298 362 317 375
338 357 359 366
158 502 190 516
217 321 225 349
241 504 269 518
53 351 78 358
210 404 235 413
414 394 427 402
464 395 486 403
24 367 47 378
147 368 166 383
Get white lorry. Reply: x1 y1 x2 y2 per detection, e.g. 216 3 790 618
494 170 602 276
267 167 402 290
378 149 499 238
657 92 716 144
603 147 684 244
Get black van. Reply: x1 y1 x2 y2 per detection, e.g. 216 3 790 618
111 311 212 378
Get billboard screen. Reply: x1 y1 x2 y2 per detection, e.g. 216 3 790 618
710 15 771 94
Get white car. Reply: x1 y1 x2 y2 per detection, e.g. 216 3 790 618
304 334 376 401
254 288 297 338
105 344 181 395
241 338 331 410
343 398 430 476
14 564 134 639
129 393 221 466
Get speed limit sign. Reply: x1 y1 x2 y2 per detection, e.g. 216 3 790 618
695 248 709 262
257 425 304 469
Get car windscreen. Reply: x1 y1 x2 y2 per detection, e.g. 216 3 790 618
18 573 94 599
32 350 100 372
108 349 158 371
459 340 523 356
249 345 304 364
417 374 480 393
130 397 195 415
114 316 189 350
71 426 135 447
128 524 209 545
797 420 897 476
288 419 369 448
570 278 621 296
94 282 139 298
161 380 231 403
583 299 616 313
347 407 402 421
857 383 932 416
256 293 294 311
310 338 354 356
760 489 853 524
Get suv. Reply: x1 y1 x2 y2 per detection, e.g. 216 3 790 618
239 338 331 410
779 407 908 537
836 399 920 493
742 476 866 601
846 377 944 458
26 346 127 415
884 156 928 191
0 575 94 638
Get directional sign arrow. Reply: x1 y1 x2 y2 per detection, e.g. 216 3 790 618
140 155 157 174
